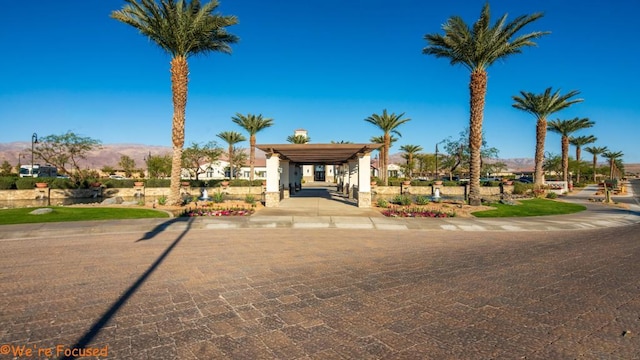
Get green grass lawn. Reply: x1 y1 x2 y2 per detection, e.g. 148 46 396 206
0 207 170 225
473 198 586 218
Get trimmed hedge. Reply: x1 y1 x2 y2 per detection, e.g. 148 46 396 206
229 179 265 187
145 179 171 188
0 177 16 190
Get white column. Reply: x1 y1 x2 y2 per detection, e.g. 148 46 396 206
357 152 372 208
342 163 350 194
358 153 371 193
348 159 358 199
265 153 281 207
281 159 290 198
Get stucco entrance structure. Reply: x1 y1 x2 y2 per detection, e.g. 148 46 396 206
255 143 382 208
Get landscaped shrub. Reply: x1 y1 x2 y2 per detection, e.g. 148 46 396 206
211 191 225 203
388 178 402 186
513 182 533 195
15 178 39 189
413 180 430 186
181 206 254 217
481 181 501 187
187 179 206 188
0 177 16 190
50 178 75 189
382 207 456 218
157 195 167 205
376 198 389 208
145 178 171 187
442 180 458 187
546 192 558 199
391 194 412 206
244 194 256 205
102 179 136 188
415 195 430 205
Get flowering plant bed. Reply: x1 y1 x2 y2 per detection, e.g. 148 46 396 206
381 206 456 218
181 206 254 217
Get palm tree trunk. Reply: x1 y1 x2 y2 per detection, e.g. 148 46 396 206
228 144 233 179
561 135 569 183
592 155 597 183
468 69 487 206
383 133 390 186
534 118 547 187
249 135 256 181
610 159 614 179
168 56 188 205
408 154 413 178
575 147 582 183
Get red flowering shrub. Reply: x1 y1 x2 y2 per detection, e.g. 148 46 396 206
381 207 456 218
181 206 254 217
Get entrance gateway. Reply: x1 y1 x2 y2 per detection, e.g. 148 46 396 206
255 143 382 208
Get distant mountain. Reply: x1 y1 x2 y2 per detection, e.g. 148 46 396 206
0 142 172 169
387 152 536 172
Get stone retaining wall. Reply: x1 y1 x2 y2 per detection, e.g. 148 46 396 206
371 185 510 198
0 184 510 202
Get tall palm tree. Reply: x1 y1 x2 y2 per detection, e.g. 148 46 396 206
602 150 624 179
286 135 310 144
232 113 273 181
370 135 397 181
570 135 596 183
216 131 246 179
512 88 583 187
423 3 547 206
399 144 423 179
584 146 608 182
112 0 238 205
365 110 411 186
547 117 594 183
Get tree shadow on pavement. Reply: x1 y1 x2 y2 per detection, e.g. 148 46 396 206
136 216 192 242
60 217 195 360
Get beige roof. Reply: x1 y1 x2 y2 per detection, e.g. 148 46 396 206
255 143 382 164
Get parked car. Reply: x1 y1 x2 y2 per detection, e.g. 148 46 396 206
480 177 501 182
517 177 533 183
109 175 126 179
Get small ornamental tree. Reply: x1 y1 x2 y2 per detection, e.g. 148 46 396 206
32 131 101 183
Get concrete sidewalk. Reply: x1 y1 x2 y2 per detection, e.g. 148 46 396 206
1 180 638 240
0 180 640 240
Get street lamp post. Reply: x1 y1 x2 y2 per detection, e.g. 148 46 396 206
144 151 151 179
31 133 38 177
435 144 439 180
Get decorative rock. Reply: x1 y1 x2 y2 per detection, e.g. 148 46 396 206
29 208 53 215
101 197 124 205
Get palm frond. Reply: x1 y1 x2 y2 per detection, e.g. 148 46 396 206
111 0 238 57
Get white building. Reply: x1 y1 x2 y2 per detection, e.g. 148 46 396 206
181 158 268 181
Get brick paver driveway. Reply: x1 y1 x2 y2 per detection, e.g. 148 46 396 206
1 224 639 359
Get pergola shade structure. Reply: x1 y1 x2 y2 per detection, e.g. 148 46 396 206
256 143 382 164
255 143 383 208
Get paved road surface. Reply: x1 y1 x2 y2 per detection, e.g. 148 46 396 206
0 180 639 359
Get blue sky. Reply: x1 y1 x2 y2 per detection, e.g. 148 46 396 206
1 1 639 163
